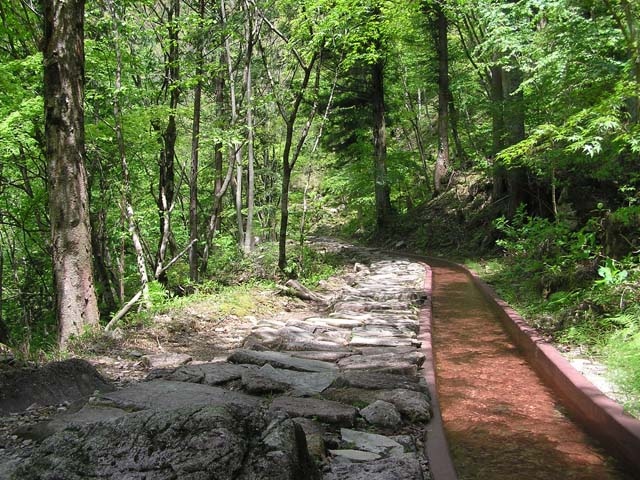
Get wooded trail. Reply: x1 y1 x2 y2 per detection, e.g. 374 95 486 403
1 240 638 479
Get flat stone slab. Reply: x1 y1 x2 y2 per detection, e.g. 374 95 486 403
228 349 337 372
305 317 365 329
349 335 420 348
323 455 425 480
270 397 356 426
340 428 404 457
333 371 425 392
147 362 251 385
329 449 381 462
242 369 289 394
141 352 192 369
98 380 262 415
251 364 337 396
286 350 355 362
0 359 114 415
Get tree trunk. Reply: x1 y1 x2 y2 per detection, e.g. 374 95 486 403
110 0 151 307
243 5 256 253
156 0 180 284
189 0 205 282
372 57 392 230
0 238 7 344
490 64 508 202
278 161 293 272
43 0 100 348
504 66 526 217
434 3 450 195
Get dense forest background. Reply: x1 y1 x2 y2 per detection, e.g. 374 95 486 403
1 0 639 409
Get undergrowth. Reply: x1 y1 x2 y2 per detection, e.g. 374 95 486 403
471 207 640 417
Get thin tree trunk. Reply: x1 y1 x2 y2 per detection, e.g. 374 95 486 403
448 88 467 166
221 0 245 247
243 4 257 253
0 234 7 343
434 2 450 195
156 0 180 283
43 0 100 347
277 60 320 273
189 0 205 281
109 0 151 307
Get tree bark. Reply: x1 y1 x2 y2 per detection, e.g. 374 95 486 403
243 1 257 253
43 0 100 348
490 64 508 202
503 66 526 217
372 57 392 230
156 0 180 284
0 236 7 344
189 0 205 282
434 2 450 195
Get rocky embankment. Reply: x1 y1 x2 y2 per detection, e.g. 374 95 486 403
1 245 433 479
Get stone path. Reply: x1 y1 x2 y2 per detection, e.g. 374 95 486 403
6 245 433 480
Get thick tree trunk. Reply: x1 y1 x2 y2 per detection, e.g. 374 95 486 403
43 0 100 348
156 0 180 284
503 67 527 217
490 64 508 202
372 58 392 230
434 3 450 195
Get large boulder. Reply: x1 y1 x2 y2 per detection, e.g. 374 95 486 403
0 359 113 416
13 405 319 480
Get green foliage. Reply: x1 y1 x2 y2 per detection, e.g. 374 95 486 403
494 206 599 295
605 311 640 416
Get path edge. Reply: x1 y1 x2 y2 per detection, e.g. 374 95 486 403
418 262 459 480
459 262 640 475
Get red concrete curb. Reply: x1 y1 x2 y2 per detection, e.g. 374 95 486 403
460 264 640 475
418 263 459 480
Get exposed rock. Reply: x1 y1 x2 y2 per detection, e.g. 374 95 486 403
147 362 251 385
377 389 431 423
333 371 426 392
249 364 337 396
239 413 321 480
360 400 402 428
242 368 290 394
292 417 326 461
97 380 262 416
349 335 420 348
337 355 418 376
0 359 114 416
140 352 192 369
228 349 338 372
16 404 127 442
329 449 381 462
14 404 318 480
340 428 404 457
270 397 357 426
286 350 356 362
323 455 425 480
